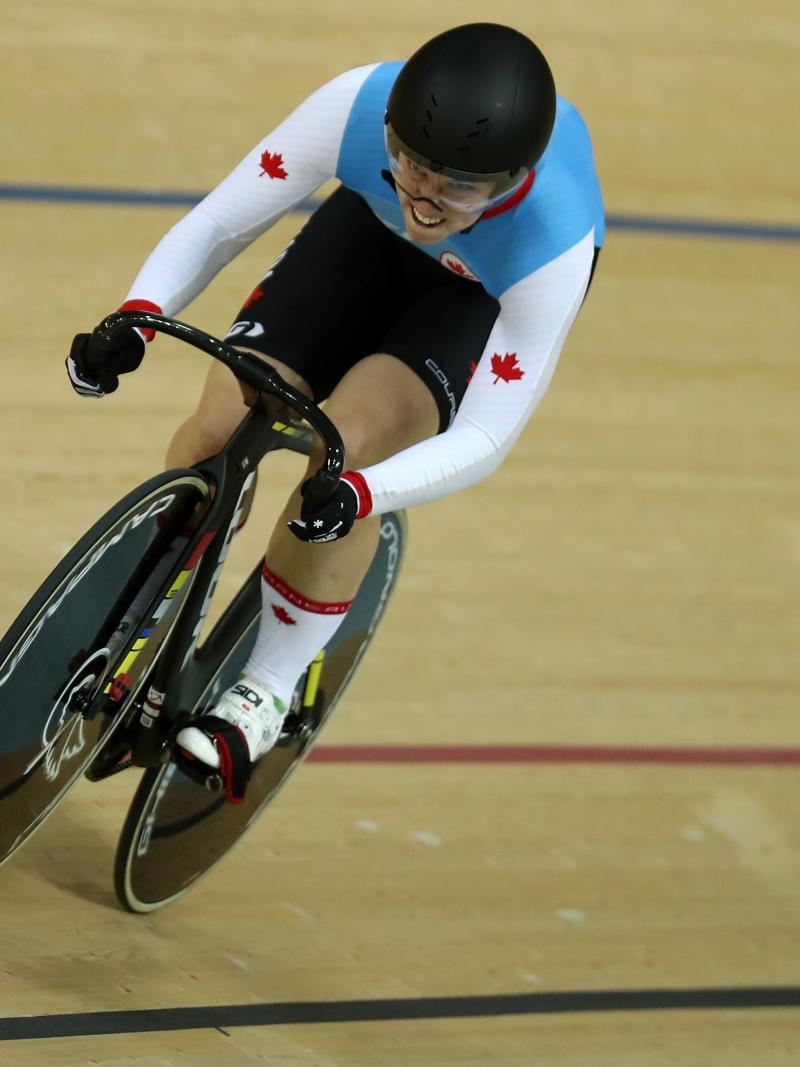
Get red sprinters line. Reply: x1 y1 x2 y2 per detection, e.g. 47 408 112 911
307 744 800 767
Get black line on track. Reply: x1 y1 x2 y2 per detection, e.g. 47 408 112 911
2 986 800 1041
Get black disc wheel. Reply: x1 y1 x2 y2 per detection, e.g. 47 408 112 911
114 511 406 912
0 470 210 867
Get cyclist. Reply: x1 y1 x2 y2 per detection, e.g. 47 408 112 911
66 23 604 793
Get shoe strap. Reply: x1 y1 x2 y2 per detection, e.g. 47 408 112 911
192 714 252 804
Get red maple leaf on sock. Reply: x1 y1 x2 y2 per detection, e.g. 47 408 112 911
271 603 297 626
490 352 525 384
259 150 288 180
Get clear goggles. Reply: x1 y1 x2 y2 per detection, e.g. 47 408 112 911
385 122 530 214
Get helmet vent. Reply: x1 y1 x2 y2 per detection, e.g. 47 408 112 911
466 117 491 138
421 93 437 139
463 117 491 146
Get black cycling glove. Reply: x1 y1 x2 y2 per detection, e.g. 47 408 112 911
288 475 369 543
66 301 161 397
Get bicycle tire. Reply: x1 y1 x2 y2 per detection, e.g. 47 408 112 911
113 511 406 912
0 470 210 868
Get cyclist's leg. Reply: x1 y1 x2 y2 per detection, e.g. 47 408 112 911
265 351 439 602
176 351 438 769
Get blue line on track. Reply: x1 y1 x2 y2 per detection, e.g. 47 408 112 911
605 212 800 243
0 183 204 208
2 182 798 243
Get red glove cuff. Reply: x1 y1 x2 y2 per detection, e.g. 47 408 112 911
118 299 163 343
342 471 373 520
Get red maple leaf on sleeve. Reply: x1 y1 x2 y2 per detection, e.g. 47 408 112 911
271 603 297 626
490 352 525 384
259 150 288 180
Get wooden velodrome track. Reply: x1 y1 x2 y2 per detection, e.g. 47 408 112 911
1 1 798 1063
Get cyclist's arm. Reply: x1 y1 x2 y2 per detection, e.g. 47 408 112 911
122 65 378 315
350 231 597 517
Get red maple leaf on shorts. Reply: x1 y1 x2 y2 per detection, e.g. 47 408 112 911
259 150 288 180
490 353 525 384
272 603 297 626
466 359 479 385
243 286 264 310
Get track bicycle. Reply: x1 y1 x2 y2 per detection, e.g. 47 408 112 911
0 312 405 911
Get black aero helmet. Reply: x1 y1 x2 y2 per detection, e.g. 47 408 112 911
385 23 556 212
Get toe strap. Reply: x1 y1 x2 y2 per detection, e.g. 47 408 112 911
178 714 252 804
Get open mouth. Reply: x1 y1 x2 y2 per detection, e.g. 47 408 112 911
410 202 445 228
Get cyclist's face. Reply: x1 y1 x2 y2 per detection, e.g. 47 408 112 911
394 153 492 244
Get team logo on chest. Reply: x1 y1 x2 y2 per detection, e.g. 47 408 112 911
439 252 479 281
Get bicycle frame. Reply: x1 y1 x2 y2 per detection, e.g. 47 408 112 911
96 312 346 768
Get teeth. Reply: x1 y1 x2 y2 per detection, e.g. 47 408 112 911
411 204 443 227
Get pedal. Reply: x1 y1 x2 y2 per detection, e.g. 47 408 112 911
275 711 305 746
276 688 325 747
170 746 224 791
170 717 251 803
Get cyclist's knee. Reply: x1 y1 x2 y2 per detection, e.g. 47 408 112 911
190 404 244 461
307 416 399 472
167 406 238 468
325 354 439 469
173 357 249 464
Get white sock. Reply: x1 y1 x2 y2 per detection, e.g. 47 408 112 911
243 564 352 707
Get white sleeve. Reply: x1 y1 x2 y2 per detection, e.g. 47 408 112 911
123 65 378 315
359 231 597 515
